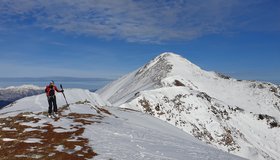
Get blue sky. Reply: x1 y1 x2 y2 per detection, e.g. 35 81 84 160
0 0 279 83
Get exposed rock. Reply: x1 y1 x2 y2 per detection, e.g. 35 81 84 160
174 80 185 86
216 73 231 80
257 114 279 128
139 98 154 115
197 92 212 103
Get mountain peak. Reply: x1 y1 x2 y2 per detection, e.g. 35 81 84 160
98 52 207 106
157 52 181 58
141 52 200 74
154 52 188 63
157 52 200 68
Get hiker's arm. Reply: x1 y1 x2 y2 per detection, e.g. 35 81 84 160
45 87 48 94
54 86 63 92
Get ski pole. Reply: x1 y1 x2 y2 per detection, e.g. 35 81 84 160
60 84 71 111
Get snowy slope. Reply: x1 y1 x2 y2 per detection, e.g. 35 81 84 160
0 89 108 118
0 89 244 160
98 52 280 160
97 53 174 106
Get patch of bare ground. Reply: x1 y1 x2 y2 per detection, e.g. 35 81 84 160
0 106 101 159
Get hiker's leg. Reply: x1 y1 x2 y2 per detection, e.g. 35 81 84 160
48 97 53 114
53 96 58 113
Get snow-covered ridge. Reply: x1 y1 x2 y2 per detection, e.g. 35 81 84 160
0 88 244 160
0 89 109 117
98 52 280 160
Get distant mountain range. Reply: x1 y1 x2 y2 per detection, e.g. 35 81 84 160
0 77 114 108
0 77 113 90
0 85 44 108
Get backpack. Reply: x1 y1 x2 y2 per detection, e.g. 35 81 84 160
49 86 55 96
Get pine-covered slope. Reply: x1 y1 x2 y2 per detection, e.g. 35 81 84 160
98 52 280 160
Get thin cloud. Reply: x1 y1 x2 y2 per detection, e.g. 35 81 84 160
0 0 278 43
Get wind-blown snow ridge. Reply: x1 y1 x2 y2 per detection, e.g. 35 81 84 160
98 52 280 160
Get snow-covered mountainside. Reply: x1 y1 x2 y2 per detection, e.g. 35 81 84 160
0 89 244 160
0 85 44 108
98 52 280 160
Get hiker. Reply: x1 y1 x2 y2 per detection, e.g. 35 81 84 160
45 81 64 117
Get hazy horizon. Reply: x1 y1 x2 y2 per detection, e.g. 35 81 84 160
0 77 114 89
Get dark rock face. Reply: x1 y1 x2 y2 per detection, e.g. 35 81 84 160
174 80 185 86
257 114 279 128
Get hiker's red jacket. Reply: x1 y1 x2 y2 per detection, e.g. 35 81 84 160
45 85 62 96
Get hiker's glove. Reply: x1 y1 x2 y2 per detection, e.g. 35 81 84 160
61 90 64 92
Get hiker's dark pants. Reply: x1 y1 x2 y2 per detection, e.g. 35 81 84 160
48 96 57 114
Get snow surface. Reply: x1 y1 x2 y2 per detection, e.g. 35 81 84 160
0 88 244 160
2 138 16 142
2 127 17 131
24 138 42 144
88 107 244 160
98 52 280 160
